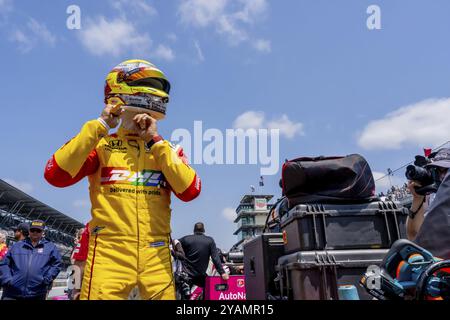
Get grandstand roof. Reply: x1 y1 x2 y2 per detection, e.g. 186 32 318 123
0 179 83 231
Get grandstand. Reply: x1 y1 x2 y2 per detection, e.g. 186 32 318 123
0 179 84 265
378 184 413 207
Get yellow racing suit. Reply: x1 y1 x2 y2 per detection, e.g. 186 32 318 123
44 119 201 300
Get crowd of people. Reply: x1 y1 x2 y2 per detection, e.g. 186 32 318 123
378 184 413 202
1 219 237 301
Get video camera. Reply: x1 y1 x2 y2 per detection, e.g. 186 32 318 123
405 155 441 195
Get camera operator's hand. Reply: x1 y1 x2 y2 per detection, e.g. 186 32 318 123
100 104 123 129
407 180 425 201
406 180 426 241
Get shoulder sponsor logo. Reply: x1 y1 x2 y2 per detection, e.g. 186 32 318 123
101 167 164 187
109 140 123 148
104 139 127 152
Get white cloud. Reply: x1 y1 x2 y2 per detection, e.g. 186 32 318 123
194 40 205 62
179 0 228 27
79 17 152 57
110 0 157 16
9 18 56 53
27 18 56 46
3 178 33 194
233 111 304 139
217 15 248 45
154 44 175 61
233 0 268 23
253 39 271 53
222 207 236 222
233 111 265 130
268 115 304 139
358 98 450 150
73 199 90 208
178 0 270 51
9 30 32 53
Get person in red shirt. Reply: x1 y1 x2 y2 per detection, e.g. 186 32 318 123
69 224 90 300
0 231 8 260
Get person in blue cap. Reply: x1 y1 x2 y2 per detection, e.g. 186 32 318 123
0 220 62 300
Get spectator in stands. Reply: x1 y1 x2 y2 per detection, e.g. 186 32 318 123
0 231 8 260
13 222 29 242
178 222 229 290
0 220 62 300
406 148 450 259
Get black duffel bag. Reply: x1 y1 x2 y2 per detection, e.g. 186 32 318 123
281 154 377 208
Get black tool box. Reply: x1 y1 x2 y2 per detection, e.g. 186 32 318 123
243 233 285 300
276 249 388 300
280 201 407 253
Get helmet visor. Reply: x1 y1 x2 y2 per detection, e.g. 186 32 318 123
121 68 170 94
127 77 171 95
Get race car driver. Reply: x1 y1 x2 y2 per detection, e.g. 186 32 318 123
44 59 201 300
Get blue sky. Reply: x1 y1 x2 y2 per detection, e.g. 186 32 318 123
1 0 450 250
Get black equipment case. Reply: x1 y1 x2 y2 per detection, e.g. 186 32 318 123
243 234 285 300
281 201 407 253
281 154 377 207
277 249 388 300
